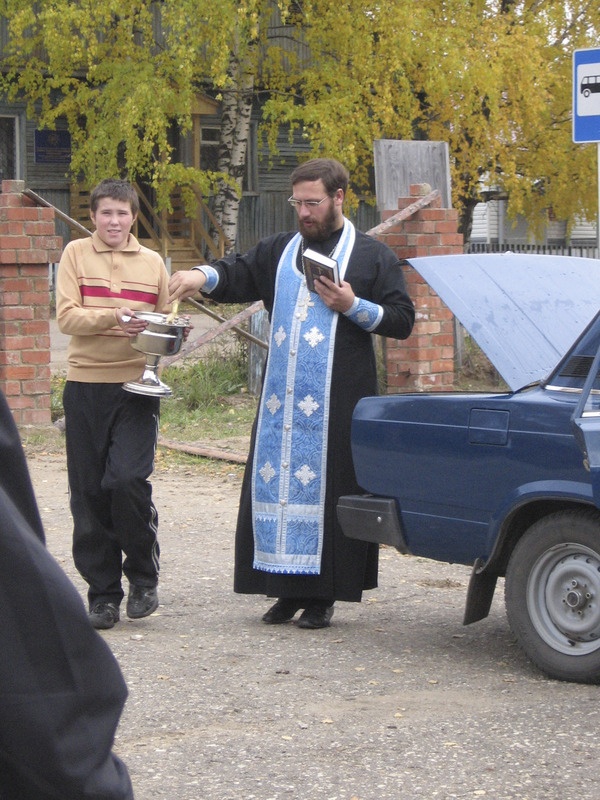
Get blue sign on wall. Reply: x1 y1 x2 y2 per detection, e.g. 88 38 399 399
34 129 71 164
573 48 600 143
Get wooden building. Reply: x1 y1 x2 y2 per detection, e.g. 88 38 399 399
0 10 380 265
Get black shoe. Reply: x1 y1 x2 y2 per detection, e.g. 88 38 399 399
89 602 120 630
126 585 159 619
262 598 304 624
297 603 334 629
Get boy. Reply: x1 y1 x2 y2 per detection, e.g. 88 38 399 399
57 178 171 629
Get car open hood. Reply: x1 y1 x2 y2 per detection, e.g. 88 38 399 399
405 252 600 392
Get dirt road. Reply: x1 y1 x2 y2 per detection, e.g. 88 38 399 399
24 442 600 800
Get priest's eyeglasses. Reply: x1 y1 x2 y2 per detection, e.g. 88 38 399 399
287 196 329 209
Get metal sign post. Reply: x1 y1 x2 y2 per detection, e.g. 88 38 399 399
573 48 600 252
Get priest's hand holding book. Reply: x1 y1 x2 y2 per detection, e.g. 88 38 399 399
312 272 355 313
303 247 354 312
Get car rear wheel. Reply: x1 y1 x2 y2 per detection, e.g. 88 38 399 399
505 509 600 683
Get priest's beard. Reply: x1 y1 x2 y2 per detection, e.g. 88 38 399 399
297 203 340 242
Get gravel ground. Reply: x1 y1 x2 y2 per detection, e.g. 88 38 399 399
23 443 600 800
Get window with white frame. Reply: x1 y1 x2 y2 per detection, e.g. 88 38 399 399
200 126 220 173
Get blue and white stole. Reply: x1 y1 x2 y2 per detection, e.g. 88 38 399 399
251 219 356 574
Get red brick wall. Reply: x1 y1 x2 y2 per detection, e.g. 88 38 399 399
375 184 463 392
0 180 62 426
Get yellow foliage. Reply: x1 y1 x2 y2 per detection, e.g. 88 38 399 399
261 0 600 229
1 0 599 231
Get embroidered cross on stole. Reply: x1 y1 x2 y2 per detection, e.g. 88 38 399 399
251 219 356 574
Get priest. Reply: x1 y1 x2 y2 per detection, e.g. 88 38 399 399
169 158 415 629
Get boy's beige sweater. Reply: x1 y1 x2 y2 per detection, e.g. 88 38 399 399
56 232 171 383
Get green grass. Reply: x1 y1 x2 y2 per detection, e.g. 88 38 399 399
454 334 508 392
159 342 257 443
159 366 257 445
161 344 247 411
51 374 67 422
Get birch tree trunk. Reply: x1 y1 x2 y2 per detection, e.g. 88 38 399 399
212 45 256 255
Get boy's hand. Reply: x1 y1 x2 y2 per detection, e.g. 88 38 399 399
116 308 148 337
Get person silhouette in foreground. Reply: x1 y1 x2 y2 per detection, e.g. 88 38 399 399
0 390 134 799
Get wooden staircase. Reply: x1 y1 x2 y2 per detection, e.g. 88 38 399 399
139 239 204 272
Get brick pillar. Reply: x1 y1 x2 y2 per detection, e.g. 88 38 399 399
375 183 463 392
0 180 63 426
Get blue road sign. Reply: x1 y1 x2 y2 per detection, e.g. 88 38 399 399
574 48 600 143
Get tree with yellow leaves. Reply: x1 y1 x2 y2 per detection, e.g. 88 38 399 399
263 0 600 237
1 0 599 243
0 0 291 247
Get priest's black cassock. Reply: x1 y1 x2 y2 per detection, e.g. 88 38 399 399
205 221 415 604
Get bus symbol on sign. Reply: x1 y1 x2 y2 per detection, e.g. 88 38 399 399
581 75 600 98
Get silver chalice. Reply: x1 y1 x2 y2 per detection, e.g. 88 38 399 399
122 311 186 397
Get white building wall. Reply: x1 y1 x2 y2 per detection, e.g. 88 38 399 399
570 217 597 244
471 200 499 242
471 203 597 245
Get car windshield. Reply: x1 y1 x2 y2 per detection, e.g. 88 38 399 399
545 310 600 397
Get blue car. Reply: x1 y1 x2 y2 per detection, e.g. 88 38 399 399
338 252 600 683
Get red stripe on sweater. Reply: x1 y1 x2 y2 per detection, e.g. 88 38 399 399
81 285 159 304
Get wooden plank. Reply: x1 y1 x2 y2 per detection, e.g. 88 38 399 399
366 190 441 237
373 140 452 209
158 437 247 463
161 299 267 366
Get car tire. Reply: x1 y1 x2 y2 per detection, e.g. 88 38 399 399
505 508 600 683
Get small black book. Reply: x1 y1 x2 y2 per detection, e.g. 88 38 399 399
302 247 340 293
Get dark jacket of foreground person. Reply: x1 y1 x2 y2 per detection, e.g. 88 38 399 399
0 391 134 800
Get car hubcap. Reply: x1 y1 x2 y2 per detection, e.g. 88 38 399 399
528 544 600 655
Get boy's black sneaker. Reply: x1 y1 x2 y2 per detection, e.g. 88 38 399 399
89 602 120 630
126 585 159 619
